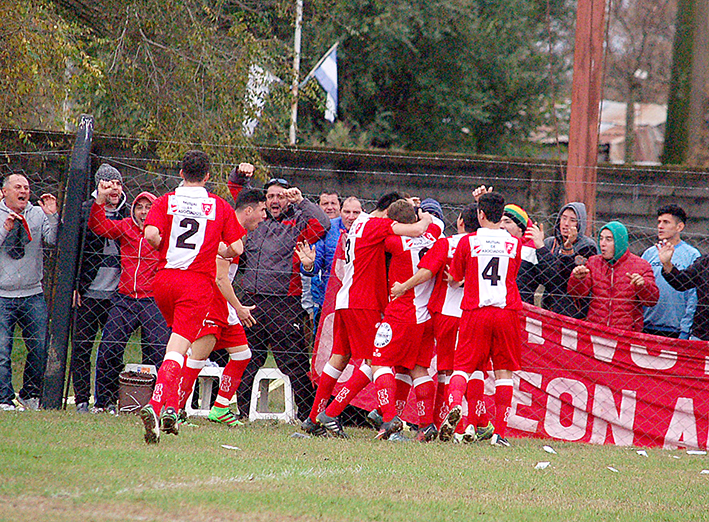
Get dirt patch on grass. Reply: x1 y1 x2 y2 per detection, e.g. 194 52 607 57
0 495 327 522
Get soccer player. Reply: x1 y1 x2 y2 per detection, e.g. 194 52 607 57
139 150 243 444
302 192 433 438
390 203 494 443
370 199 444 441
175 188 267 426
439 192 523 447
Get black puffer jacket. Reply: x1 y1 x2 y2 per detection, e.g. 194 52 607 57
663 256 709 341
536 202 598 318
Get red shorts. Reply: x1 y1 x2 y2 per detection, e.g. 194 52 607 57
455 307 521 373
331 309 381 359
372 318 435 370
197 319 248 350
432 312 459 372
153 269 213 343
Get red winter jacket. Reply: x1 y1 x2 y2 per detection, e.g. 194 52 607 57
567 250 659 332
89 192 160 299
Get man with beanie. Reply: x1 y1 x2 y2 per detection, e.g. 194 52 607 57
501 204 539 305
535 203 598 318
0 173 58 411
568 221 659 332
71 163 128 413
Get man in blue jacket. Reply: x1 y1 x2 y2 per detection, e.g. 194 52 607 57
642 204 699 339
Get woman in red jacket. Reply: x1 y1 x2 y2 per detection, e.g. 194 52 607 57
87 181 170 411
568 221 659 332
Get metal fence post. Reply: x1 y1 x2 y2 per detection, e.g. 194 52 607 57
42 115 93 409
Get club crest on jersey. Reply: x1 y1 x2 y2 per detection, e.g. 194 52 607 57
505 241 515 255
167 194 217 220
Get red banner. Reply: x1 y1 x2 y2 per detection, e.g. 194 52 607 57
311 240 709 449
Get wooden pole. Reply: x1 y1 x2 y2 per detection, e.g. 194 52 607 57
289 0 303 146
566 0 607 233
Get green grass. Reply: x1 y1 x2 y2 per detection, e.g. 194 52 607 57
2 412 709 522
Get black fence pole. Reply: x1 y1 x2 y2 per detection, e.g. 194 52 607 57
42 115 94 409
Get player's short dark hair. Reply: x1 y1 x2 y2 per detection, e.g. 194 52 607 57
375 191 404 211
478 192 505 223
181 150 210 183
460 203 480 233
657 204 687 224
387 199 417 224
321 189 339 199
234 188 266 211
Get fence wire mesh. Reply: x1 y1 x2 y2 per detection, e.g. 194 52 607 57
1 137 708 448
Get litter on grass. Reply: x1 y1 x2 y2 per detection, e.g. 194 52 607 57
636 450 648 457
221 445 242 451
291 432 311 439
542 445 557 455
607 466 619 473
534 462 551 470
700 470 709 475
687 450 707 456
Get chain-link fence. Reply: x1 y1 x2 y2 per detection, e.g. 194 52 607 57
2 128 709 447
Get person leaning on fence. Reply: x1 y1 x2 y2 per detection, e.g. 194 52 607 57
139 150 244 444
0 173 58 411
568 221 659 332
71 164 128 414
87 181 170 412
657 239 709 341
227 170 330 422
641 205 700 339
298 196 363 331
535 202 598 318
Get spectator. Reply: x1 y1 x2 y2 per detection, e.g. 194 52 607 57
299 196 363 328
229 173 330 421
568 221 659 332
536 202 598 318
88 181 170 412
657 240 709 341
0 173 58 411
71 164 128 414
641 205 699 339
500 204 539 305
319 190 341 219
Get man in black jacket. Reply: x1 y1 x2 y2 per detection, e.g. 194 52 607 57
229 170 330 421
71 164 128 413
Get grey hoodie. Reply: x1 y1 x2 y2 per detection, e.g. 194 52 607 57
537 202 598 318
0 200 59 298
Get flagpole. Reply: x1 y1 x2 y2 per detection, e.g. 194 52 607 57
289 0 303 146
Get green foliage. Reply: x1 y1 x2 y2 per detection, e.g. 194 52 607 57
299 0 572 154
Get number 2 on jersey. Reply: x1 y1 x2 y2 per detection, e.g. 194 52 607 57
481 257 501 286
175 218 200 250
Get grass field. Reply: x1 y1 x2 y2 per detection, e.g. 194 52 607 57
2 410 709 522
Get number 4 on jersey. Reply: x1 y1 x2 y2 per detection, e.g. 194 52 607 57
481 257 501 286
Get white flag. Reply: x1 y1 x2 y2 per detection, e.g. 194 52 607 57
243 64 280 136
312 44 338 122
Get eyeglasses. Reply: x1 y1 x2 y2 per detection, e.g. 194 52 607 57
265 178 290 189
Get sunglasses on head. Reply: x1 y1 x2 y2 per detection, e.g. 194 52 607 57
265 178 290 189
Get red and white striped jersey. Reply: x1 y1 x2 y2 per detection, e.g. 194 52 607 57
208 220 249 327
418 233 466 318
384 219 444 324
145 186 241 278
335 213 395 312
449 228 522 310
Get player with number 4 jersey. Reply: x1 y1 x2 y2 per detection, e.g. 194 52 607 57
440 192 523 447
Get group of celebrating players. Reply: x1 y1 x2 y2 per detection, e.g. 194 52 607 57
138 149 522 447
302 187 521 446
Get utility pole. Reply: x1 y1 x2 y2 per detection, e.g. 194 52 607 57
289 0 303 146
566 0 607 232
